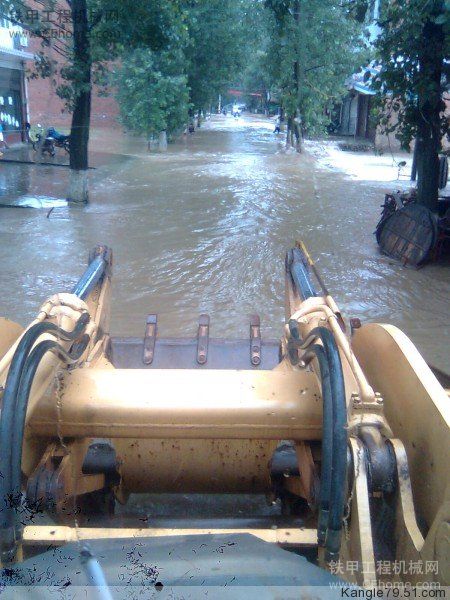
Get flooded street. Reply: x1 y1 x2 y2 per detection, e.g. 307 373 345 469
1 114 449 371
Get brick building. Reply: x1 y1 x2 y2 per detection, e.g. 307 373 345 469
1 7 120 145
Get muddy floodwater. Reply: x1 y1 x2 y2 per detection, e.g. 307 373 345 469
0 115 449 371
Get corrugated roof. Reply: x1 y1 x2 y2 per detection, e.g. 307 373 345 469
353 82 376 95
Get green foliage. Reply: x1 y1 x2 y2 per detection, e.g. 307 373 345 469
3 0 252 138
3 0 369 141
183 0 250 110
264 0 366 134
1 0 186 108
232 2 272 106
115 48 190 139
371 0 449 150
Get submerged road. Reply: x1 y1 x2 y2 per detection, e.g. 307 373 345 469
0 115 449 371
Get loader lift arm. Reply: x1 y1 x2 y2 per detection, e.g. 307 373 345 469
0 243 447 590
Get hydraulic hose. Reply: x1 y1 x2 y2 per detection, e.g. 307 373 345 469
288 323 348 560
302 344 333 547
10 335 90 499
0 313 89 561
0 248 106 562
318 328 347 562
80 545 114 600
1 314 89 432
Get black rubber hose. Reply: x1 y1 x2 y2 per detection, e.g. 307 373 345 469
11 335 90 499
288 323 348 560
318 328 347 562
302 344 333 548
0 334 90 562
0 314 89 542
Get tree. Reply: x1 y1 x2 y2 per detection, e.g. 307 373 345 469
116 48 190 149
116 0 256 142
3 0 185 202
264 0 366 150
184 0 249 117
372 0 449 212
233 2 273 112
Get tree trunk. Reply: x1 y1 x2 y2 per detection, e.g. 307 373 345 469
68 0 91 204
295 123 302 153
411 139 421 181
416 120 440 212
292 0 302 153
286 116 293 149
294 110 302 153
158 130 168 151
416 10 444 212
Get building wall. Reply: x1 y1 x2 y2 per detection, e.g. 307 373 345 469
27 71 120 130
338 92 375 141
338 94 357 136
374 95 450 152
26 32 120 130
17 0 121 130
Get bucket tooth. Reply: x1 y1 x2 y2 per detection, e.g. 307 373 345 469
142 314 157 365
250 314 261 366
196 314 210 365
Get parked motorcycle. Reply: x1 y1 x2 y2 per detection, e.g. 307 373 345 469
30 126 70 157
47 127 70 153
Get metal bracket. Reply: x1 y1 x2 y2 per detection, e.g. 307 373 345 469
142 314 157 365
196 314 210 365
342 438 377 586
386 438 424 565
26 440 105 515
250 314 261 366
82 439 121 486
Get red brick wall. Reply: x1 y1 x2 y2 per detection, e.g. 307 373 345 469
27 76 120 129
26 37 119 129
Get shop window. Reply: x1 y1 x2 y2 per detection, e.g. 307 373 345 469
0 90 22 132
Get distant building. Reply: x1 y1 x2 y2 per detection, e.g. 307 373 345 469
337 0 448 151
338 66 378 140
336 0 381 143
0 16 33 143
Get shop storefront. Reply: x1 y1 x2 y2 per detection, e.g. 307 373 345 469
0 67 25 143
0 18 33 144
